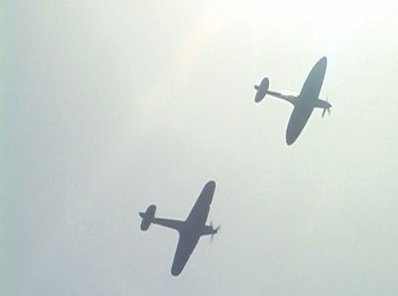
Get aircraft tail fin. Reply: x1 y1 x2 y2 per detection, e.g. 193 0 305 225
139 205 156 231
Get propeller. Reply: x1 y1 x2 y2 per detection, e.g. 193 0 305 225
210 221 221 242
321 97 331 118
322 106 331 118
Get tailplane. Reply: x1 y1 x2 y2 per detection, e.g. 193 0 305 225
139 205 156 231
254 77 269 103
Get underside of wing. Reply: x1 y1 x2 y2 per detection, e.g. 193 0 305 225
171 234 199 276
185 181 216 225
286 105 314 145
299 57 327 101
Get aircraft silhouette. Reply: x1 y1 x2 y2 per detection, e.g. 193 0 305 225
139 181 220 276
254 56 332 145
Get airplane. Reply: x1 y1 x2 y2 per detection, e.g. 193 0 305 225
139 180 220 276
254 56 332 145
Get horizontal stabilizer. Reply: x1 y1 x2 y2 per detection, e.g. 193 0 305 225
139 204 156 231
254 77 269 103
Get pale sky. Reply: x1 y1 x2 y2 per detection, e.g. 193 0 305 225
3 1 398 295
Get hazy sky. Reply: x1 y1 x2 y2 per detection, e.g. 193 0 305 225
3 1 398 295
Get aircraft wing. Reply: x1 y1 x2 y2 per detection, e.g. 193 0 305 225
285 104 314 145
185 181 216 225
299 57 327 101
170 233 200 276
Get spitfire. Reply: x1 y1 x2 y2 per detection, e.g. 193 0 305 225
255 57 331 145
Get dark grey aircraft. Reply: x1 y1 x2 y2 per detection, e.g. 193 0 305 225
139 181 220 276
254 56 332 145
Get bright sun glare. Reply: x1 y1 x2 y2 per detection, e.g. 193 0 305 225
283 0 395 49
212 0 396 52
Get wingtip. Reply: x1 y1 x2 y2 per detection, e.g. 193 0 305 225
254 95 264 103
171 266 182 277
171 271 180 277
207 180 216 188
285 135 296 146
